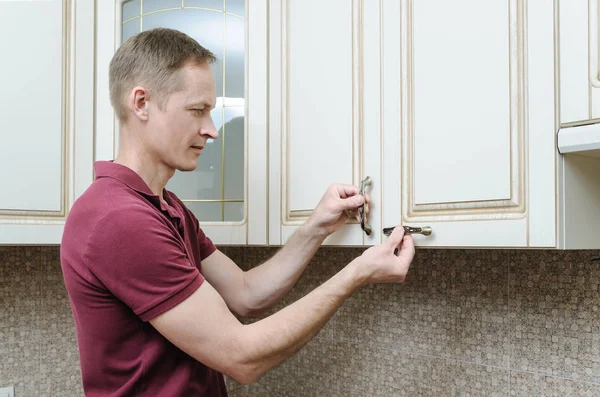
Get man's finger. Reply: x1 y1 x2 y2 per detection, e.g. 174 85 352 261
340 194 365 210
397 235 415 262
333 184 360 198
385 225 405 249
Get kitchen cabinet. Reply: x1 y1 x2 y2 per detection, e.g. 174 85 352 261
558 0 600 125
0 0 95 244
380 0 557 248
3 0 600 249
269 0 600 248
95 0 268 245
268 0 383 246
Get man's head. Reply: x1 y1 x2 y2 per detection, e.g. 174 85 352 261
109 28 219 172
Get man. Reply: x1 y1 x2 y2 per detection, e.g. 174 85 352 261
60 28 415 396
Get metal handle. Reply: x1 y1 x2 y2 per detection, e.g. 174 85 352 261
358 176 372 235
383 225 432 236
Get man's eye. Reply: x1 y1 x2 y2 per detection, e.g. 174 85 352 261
193 109 204 114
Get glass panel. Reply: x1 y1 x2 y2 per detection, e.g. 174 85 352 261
123 0 141 20
225 13 244 99
223 106 244 200
120 5 245 223
184 0 223 10
142 0 181 14
226 0 244 17
182 202 223 221
224 202 243 221
122 20 141 43
143 8 224 98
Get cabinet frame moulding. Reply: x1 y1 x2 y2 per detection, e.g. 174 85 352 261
588 0 600 88
0 0 72 222
280 0 365 225
400 0 528 223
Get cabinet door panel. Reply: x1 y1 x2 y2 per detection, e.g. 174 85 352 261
382 0 556 247
0 1 64 213
559 0 600 124
0 0 94 244
405 0 524 222
269 0 369 246
95 0 267 245
413 0 511 205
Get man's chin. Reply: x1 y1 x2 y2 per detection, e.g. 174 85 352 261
177 163 198 172
174 159 199 172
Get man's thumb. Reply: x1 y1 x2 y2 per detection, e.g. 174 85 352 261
386 225 405 247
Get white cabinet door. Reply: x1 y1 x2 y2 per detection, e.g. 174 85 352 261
95 0 267 245
268 0 382 246
0 0 94 244
559 0 600 125
382 0 556 248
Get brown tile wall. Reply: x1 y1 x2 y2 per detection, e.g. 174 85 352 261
1 246 600 396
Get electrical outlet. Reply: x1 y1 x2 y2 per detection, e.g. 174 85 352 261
0 386 14 397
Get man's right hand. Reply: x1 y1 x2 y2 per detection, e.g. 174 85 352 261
352 225 415 285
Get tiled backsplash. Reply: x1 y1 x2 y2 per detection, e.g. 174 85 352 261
1 246 600 396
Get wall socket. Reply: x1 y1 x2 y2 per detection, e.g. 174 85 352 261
0 386 14 397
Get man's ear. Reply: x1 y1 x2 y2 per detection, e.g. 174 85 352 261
129 86 149 121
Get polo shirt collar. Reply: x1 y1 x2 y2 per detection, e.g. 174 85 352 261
94 161 156 197
93 161 183 220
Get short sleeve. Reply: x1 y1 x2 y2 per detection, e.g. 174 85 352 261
196 222 216 260
164 189 216 261
83 206 204 322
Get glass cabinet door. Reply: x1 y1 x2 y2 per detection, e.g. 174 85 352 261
121 0 246 223
96 0 267 244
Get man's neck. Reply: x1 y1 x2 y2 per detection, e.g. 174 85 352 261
114 148 174 200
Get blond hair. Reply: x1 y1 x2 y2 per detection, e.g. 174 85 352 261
109 28 217 122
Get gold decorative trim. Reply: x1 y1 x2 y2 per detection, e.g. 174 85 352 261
281 0 363 223
121 4 244 24
401 0 527 222
221 0 227 221
0 0 71 219
560 117 600 128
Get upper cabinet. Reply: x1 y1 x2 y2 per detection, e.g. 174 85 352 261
382 0 557 248
95 0 268 245
268 0 600 248
0 0 94 244
3 0 599 249
267 0 382 246
559 0 600 125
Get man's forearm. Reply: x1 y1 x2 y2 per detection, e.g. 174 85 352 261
234 258 365 382
242 223 327 314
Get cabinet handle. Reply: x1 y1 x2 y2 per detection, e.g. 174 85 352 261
383 226 433 236
358 176 372 235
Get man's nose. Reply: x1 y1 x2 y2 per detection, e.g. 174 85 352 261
202 118 219 140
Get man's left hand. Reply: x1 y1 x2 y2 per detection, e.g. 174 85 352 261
304 184 371 238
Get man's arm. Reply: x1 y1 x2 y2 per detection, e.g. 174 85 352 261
151 226 413 385
201 184 368 317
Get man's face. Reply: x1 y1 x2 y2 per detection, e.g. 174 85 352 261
145 62 219 172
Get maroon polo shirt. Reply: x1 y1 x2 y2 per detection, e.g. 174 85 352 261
60 161 228 397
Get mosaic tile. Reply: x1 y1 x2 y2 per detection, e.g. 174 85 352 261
333 248 511 367
227 338 509 397
0 341 40 397
511 370 600 397
39 336 84 397
39 246 76 340
0 246 40 343
510 250 600 383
